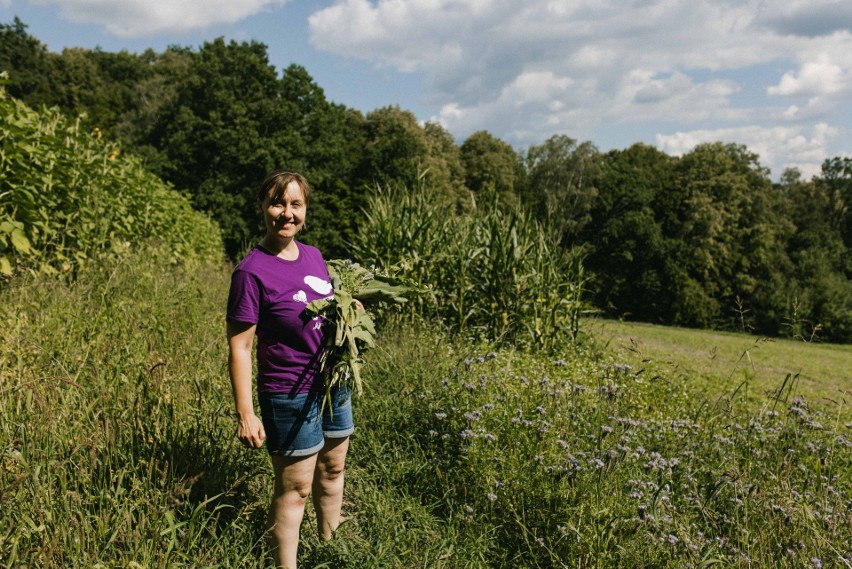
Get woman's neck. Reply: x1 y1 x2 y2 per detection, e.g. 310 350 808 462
259 235 299 260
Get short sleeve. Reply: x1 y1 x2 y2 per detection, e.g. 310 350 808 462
227 268 261 324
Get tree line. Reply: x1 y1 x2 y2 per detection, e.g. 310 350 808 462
2 18 850 342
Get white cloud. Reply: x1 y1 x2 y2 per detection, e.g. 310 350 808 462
40 0 287 36
768 55 849 97
309 1 811 131
307 0 850 179
655 123 838 179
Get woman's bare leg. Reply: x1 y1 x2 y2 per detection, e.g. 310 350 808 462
312 436 350 540
269 454 318 569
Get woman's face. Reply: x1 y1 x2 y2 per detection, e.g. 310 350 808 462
262 181 306 242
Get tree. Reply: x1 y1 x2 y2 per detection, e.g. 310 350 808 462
141 38 298 255
356 106 429 190
778 165 852 342
0 18 56 107
581 143 677 321
279 65 367 257
422 122 467 208
460 130 523 206
665 142 791 330
525 134 600 243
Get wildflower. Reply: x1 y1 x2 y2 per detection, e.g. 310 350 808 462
553 359 568 366
487 492 497 501
435 412 447 420
464 411 482 422
667 534 678 545
811 558 822 569
482 433 497 442
459 429 476 439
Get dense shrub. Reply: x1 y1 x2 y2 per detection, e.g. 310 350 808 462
0 83 223 277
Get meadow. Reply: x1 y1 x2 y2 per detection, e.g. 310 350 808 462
591 319 852 423
2 250 850 567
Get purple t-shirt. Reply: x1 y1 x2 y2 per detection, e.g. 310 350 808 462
227 242 333 394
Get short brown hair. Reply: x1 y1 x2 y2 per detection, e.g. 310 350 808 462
257 170 311 207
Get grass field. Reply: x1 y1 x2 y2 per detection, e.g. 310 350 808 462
2 255 851 567
590 319 852 422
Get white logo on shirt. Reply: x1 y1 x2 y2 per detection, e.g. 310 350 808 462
293 290 307 303
304 275 332 295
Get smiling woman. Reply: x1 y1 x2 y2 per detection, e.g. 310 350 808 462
226 170 352 569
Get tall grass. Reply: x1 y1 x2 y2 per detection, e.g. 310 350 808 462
350 184 589 352
0 247 268 566
2 250 849 567
356 323 852 567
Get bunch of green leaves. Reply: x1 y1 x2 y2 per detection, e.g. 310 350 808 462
306 259 410 403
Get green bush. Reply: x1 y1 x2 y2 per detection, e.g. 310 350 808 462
0 83 223 277
351 184 589 352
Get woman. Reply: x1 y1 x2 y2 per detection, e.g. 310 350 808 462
226 170 354 569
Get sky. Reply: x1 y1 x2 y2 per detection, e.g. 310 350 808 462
2 0 851 180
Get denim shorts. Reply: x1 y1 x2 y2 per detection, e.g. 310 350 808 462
258 386 355 457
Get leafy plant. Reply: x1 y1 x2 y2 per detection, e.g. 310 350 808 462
0 79 223 278
351 182 591 352
306 259 410 403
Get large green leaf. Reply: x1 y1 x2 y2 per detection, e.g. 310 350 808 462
10 228 31 254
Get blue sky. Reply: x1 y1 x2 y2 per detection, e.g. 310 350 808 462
2 0 851 180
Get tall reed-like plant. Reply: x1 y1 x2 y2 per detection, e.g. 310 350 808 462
351 183 589 352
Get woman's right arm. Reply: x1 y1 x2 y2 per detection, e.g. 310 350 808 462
227 320 266 448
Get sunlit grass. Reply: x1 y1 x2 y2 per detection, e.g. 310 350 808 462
590 318 852 422
1 253 850 567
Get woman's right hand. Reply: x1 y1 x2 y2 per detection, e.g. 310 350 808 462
236 412 266 449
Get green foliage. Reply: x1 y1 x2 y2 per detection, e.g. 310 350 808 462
0 18 55 106
581 144 676 321
355 107 467 210
0 250 269 566
580 134 852 345
460 130 525 206
0 85 223 277
4 18 851 341
524 134 601 243
775 167 852 343
138 38 291 255
351 183 589 352
306 259 410 400
358 322 852 567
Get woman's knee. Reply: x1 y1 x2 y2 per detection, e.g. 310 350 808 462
316 438 349 478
